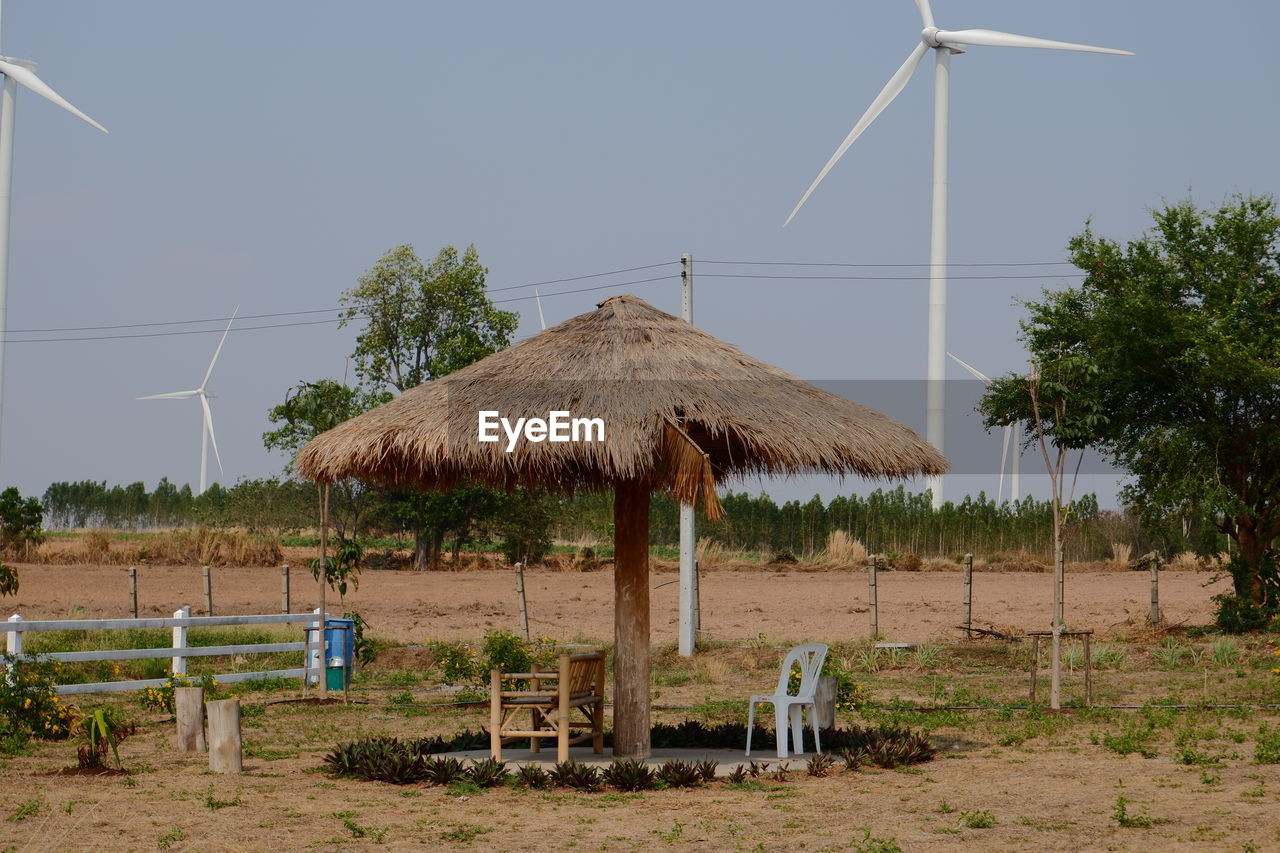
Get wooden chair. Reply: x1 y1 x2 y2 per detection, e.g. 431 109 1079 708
489 651 606 762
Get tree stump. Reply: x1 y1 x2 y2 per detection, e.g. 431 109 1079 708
813 676 838 730
174 687 206 753
207 698 242 773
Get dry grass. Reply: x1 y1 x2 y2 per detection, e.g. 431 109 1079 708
695 537 725 568
1109 541 1133 567
32 528 283 567
821 530 867 566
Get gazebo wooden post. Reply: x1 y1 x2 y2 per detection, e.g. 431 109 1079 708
613 479 651 758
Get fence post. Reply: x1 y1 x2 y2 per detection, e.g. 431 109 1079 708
129 567 138 619
5 613 21 658
307 607 326 686
514 562 530 641
963 553 973 635
1149 554 1161 626
868 555 878 638
202 565 213 616
281 565 290 613
172 606 190 676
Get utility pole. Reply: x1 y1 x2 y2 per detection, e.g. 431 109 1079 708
678 253 697 657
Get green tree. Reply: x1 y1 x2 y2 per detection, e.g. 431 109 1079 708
337 244 518 569
983 195 1280 620
264 379 391 540
339 244 517 392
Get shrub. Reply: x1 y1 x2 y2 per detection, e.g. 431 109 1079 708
74 705 135 769
423 756 467 786
481 630 534 676
549 760 602 791
138 673 219 715
515 764 553 789
657 760 704 788
1212 593 1277 634
806 753 837 777
467 757 510 788
0 655 74 741
601 758 656 791
769 549 798 565
0 487 45 559
429 641 477 684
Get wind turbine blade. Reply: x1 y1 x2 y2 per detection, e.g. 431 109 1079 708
785 41 929 227
934 29 1132 55
137 390 199 400
535 288 546 331
200 394 223 475
0 60 109 132
998 424 1012 504
914 0 935 30
946 351 992 384
200 305 239 390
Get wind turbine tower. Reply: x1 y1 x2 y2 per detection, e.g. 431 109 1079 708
0 2 107 464
138 308 238 495
785 0 1129 508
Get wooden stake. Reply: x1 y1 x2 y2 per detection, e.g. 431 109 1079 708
962 553 973 635
202 565 213 616
514 562 530 641
1149 555 1161 625
206 698 242 773
174 687 205 753
128 567 138 619
281 564 290 613
1050 622 1062 710
612 479 651 758
868 555 879 638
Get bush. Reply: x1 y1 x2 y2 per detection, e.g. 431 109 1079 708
1212 593 1277 634
0 655 74 741
74 705 135 769
0 487 44 559
138 673 219 715
428 641 477 684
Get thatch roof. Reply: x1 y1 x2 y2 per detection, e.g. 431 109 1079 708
296 294 947 516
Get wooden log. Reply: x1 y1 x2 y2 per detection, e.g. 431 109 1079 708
174 687 206 753
207 698 242 773
612 479 651 758
813 675 837 730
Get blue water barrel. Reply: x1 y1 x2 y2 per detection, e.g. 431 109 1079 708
324 618 355 689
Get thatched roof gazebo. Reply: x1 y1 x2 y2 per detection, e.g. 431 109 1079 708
297 293 947 756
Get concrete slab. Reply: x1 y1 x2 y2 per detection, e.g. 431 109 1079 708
446 747 809 777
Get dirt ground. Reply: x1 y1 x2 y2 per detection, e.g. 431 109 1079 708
4 561 1232 644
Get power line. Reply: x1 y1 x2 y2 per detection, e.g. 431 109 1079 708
699 259 1076 267
0 275 678 344
699 272 1083 281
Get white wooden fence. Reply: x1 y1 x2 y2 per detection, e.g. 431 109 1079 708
4 608 325 695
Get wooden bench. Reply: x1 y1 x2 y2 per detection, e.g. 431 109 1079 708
489 651 606 762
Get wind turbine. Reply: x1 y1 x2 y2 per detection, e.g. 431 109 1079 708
785 0 1130 508
948 352 1020 506
138 308 239 495
535 288 546 331
0 2 108 461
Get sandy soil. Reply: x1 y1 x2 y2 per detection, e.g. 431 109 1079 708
5 562 1231 643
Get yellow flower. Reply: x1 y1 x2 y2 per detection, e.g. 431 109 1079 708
23 698 30 708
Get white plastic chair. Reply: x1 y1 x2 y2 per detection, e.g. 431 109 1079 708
745 642 829 758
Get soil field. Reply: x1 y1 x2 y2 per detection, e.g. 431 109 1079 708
5 561 1232 644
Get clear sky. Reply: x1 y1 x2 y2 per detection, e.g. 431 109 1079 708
0 0 1273 507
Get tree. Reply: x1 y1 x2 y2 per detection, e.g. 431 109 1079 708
264 379 390 540
982 195 1280 624
339 244 518 393
337 245 518 569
